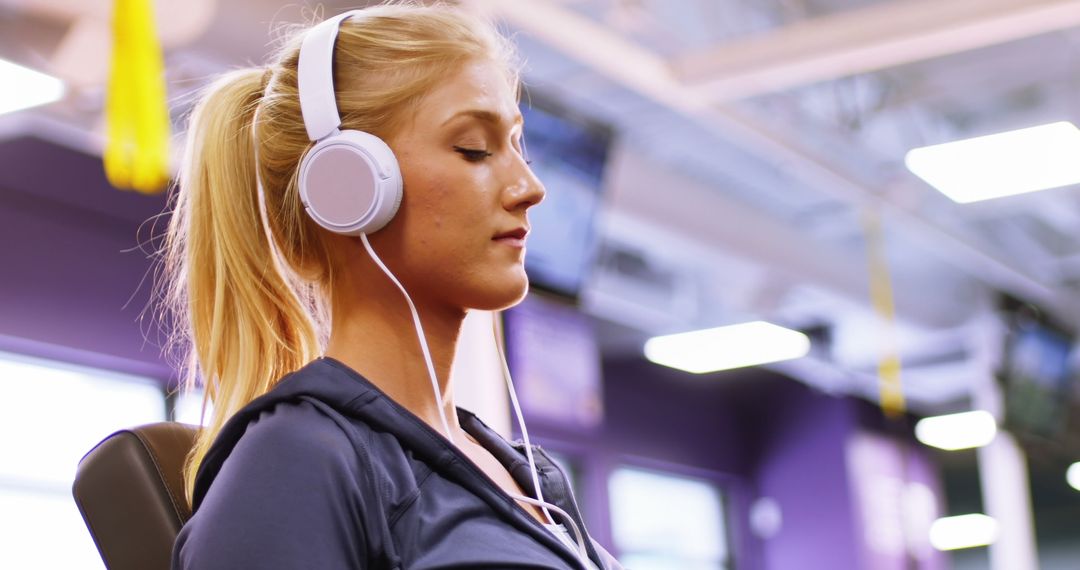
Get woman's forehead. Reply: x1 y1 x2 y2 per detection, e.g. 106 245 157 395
418 61 521 128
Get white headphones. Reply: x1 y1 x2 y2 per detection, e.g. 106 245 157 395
297 11 403 236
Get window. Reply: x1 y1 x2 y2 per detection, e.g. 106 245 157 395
0 351 166 569
172 387 211 426
608 466 731 570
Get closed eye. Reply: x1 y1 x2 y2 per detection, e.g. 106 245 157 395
454 147 493 162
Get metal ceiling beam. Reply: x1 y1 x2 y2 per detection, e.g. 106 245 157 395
603 144 966 327
467 0 1080 322
675 0 1080 102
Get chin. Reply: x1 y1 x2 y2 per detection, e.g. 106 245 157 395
467 272 530 311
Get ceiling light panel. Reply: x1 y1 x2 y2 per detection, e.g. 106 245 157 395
914 410 997 451
905 122 1080 203
0 58 65 117
929 514 998 551
644 321 810 374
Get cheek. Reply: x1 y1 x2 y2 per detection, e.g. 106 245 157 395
408 179 453 238
405 169 488 231
395 152 498 266
400 163 449 226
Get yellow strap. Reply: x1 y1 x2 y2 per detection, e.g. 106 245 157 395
862 208 906 417
104 0 170 194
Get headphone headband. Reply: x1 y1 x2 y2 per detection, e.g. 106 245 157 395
296 10 403 237
298 10 364 142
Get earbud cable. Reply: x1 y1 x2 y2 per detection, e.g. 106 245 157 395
512 493 589 562
494 314 590 564
360 233 454 444
361 233 589 565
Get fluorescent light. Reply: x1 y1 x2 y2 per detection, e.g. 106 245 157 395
905 121 1080 203
1067 462 1080 492
0 58 65 116
929 514 998 551
644 321 810 374
914 410 997 451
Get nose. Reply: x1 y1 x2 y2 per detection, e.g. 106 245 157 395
501 155 546 212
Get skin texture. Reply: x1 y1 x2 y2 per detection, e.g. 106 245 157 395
323 60 548 521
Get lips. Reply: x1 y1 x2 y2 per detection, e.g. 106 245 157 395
493 227 529 248
494 227 528 240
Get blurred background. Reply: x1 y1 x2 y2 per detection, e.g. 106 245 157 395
2 0 1080 568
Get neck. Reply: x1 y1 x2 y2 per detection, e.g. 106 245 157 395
325 252 466 435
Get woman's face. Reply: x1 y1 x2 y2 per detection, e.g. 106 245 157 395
370 59 545 313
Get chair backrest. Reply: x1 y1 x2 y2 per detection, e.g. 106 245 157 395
72 422 198 570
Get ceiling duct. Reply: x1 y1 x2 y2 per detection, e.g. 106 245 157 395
583 239 700 333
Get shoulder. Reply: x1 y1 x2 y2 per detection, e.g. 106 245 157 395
198 397 368 508
233 398 361 465
174 400 373 569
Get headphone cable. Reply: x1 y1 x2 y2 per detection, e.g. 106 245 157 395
361 233 590 566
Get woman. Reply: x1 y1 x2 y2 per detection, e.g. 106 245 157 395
165 3 621 569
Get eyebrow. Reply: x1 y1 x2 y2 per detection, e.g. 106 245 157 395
442 109 523 128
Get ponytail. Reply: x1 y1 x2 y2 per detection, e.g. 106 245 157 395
164 69 321 504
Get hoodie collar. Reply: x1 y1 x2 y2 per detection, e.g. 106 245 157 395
191 357 595 570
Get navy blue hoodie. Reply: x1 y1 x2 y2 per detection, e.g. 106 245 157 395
171 357 622 569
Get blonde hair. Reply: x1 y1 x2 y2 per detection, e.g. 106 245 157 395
162 3 520 505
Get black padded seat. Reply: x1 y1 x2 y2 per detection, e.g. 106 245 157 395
73 422 198 570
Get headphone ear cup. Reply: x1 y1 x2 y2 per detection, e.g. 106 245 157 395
298 130 403 235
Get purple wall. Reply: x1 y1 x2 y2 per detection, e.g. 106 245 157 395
0 136 172 381
527 355 762 568
751 381 862 570
528 351 941 570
